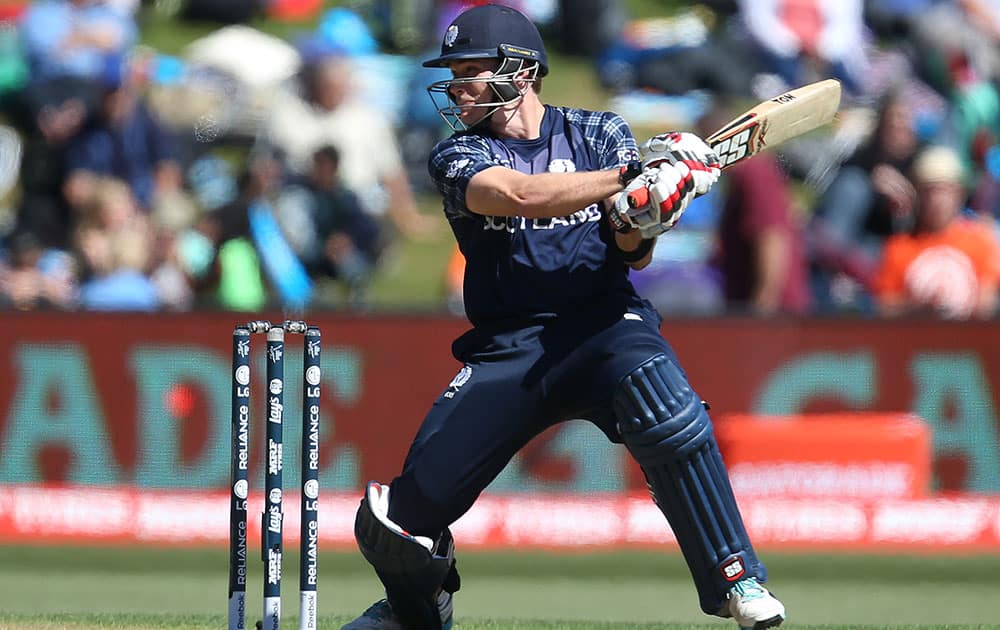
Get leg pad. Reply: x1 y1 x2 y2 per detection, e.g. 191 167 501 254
614 354 766 614
354 482 460 629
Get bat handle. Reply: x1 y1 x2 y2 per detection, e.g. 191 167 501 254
627 187 649 209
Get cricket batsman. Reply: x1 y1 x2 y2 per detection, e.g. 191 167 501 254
341 5 786 629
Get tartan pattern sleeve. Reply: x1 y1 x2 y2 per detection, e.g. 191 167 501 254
561 108 640 170
427 133 496 220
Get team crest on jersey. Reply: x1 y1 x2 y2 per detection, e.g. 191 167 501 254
446 158 470 179
444 25 458 48
548 158 576 173
444 365 473 398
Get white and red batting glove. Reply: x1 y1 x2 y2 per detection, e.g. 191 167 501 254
612 162 698 238
640 131 721 196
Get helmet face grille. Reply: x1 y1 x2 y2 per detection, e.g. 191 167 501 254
426 59 540 132
422 5 548 77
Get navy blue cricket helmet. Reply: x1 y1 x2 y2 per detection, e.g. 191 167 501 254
424 4 549 131
423 4 548 76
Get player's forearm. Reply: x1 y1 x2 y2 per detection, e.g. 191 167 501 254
467 168 623 218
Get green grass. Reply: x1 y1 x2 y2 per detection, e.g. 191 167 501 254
136 2 330 55
365 196 454 310
2 546 1000 628
3 624 997 630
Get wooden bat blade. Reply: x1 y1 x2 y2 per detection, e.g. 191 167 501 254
706 78 842 169
624 79 841 209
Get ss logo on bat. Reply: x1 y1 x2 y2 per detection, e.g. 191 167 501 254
712 128 752 167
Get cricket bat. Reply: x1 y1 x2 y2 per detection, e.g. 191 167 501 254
706 78 842 169
627 79 842 207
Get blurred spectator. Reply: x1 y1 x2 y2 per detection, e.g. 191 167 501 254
0 19 28 98
16 0 137 129
714 152 811 316
737 0 867 95
148 226 195 311
262 54 440 241
901 0 1000 90
603 4 760 97
0 231 77 310
8 0 137 250
970 146 1000 222
275 145 385 306
240 152 314 311
73 177 160 311
184 153 278 311
11 172 73 252
808 89 922 313
936 50 1000 184
75 221 159 311
874 145 1000 319
78 175 136 229
63 59 187 221
866 3 1000 226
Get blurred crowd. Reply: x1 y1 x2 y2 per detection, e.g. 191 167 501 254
0 0 999 320
0 0 444 313
622 0 1000 320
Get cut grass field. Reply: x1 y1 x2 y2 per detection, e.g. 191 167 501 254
2 546 999 629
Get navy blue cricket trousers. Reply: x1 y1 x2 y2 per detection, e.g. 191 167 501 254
387 302 677 536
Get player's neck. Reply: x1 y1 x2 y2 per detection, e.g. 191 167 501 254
491 96 545 140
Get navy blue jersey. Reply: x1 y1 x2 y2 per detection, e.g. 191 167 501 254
428 105 643 327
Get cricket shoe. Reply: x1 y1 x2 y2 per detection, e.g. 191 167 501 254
340 592 453 630
725 577 785 630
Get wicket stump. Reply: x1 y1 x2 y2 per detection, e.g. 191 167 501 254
229 320 321 630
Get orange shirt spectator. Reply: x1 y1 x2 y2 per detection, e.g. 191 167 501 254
875 219 1000 319
874 146 1000 318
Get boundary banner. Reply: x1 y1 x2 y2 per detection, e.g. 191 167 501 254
3 485 999 552
3 312 1000 493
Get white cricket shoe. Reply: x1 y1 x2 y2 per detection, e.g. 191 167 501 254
726 577 785 630
340 593 454 630
340 600 404 630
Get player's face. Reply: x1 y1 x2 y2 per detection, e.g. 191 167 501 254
447 59 501 125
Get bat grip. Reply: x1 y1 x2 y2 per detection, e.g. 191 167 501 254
627 187 649 209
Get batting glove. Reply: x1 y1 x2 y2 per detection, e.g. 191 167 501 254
640 131 721 196
610 175 644 233
614 162 697 238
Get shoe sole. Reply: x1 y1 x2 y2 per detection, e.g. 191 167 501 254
745 614 785 630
